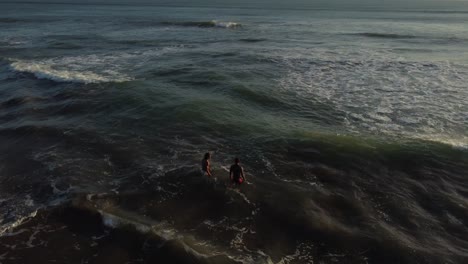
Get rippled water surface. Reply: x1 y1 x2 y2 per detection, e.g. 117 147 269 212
0 2 467 264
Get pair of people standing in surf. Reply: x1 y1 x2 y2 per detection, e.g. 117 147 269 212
201 153 246 185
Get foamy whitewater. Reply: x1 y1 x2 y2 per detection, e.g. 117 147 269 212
0 2 467 264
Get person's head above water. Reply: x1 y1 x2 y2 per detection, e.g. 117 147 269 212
234 157 240 164
204 152 211 160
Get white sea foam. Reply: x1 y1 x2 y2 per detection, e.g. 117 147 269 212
10 60 124 84
203 218 272 264
212 20 241 28
24 195 34 207
0 181 73 237
0 37 28 47
100 210 154 234
413 134 468 150
276 47 468 148
0 210 38 237
8 46 184 84
25 230 40 248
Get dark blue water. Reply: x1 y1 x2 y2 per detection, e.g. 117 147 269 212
0 2 467 263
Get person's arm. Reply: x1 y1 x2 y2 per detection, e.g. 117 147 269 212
241 167 246 181
229 166 233 181
207 161 212 177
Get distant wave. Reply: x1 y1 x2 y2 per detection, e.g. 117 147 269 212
46 41 83 50
239 38 267 43
351 33 418 39
0 18 20 23
0 37 27 47
0 17 58 24
161 20 242 29
349 33 468 44
9 60 131 84
397 10 468 14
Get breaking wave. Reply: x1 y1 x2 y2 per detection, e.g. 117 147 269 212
275 48 468 149
9 60 130 84
6 46 185 84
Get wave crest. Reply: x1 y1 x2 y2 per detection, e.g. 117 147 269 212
211 20 241 28
6 47 184 84
9 60 131 84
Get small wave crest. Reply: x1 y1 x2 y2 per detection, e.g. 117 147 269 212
211 20 242 29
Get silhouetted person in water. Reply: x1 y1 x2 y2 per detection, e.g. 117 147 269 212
230 157 245 185
201 152 213 177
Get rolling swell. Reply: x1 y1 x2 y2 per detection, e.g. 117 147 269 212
259 137 468 263
349 32 468 44
350 32 418 39
0 17 59 24
239 38 267 43
0 119 467 263
1 145 467 264
0 202 241 264
0 18 21 23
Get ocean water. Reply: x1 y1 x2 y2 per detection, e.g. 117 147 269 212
0 2 468 263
